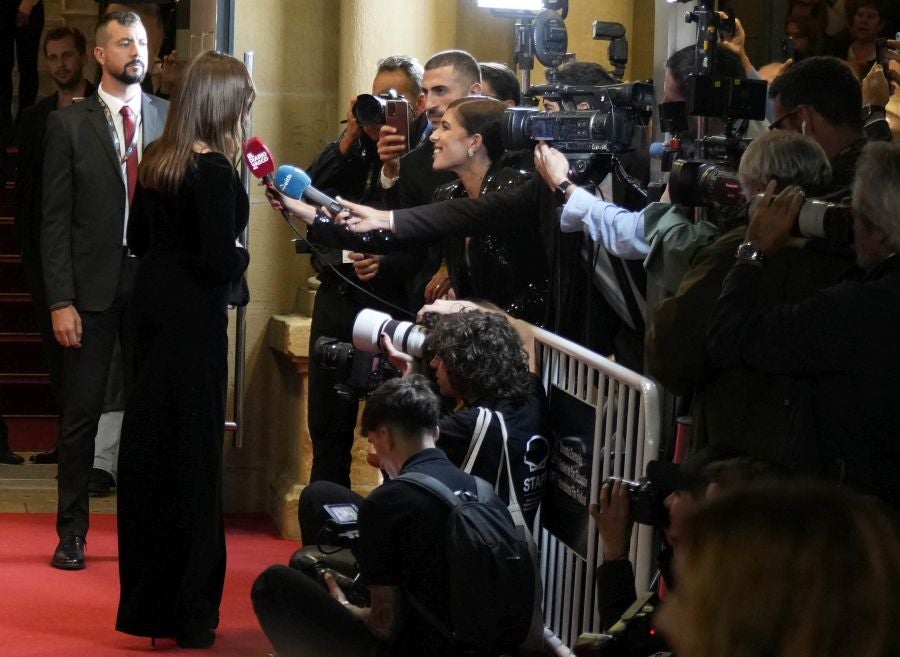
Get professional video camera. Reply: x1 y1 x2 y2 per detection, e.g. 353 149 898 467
505 81 653 152
605 476 668 527
312 309 428 401
503 81 654 181
667 158 743 208
574 593 671 657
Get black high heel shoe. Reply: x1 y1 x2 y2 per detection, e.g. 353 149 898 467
175 628 215 649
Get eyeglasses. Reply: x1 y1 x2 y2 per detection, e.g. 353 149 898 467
769 108 799 131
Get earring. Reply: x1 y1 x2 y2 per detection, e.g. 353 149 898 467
800 120 807 135
467 147 475 158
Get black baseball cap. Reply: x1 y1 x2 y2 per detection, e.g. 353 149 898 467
646 444 746 492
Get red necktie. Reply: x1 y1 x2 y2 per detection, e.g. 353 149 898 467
120 105 138 204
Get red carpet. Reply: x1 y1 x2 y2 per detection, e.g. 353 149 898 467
0 513 297 656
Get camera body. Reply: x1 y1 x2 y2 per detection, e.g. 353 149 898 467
606 477 668 527
353 89 413 154
293 547 371 607
574 593 670 657
505 81 653 152
312 309 429 401
504 81 653 182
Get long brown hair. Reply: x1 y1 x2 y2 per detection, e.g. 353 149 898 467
663 483 900 657
139 51 255 194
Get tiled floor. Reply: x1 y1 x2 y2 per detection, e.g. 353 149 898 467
0 455 118 513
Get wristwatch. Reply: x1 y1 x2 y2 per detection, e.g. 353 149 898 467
735 241 766 264
554 179 573 203
861 104 886 122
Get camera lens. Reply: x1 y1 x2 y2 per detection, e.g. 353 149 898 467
501 108 538 151
351 309 428 359
353 94 388 125
313 336 354 371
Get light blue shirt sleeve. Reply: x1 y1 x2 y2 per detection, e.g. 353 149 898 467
559 186 650 260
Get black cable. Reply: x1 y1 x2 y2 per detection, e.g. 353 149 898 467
277 209 416 320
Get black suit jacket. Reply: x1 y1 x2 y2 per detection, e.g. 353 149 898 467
383 138 456 210
15 83 96 265
41 92 169 311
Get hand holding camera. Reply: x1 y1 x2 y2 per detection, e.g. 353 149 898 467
745 181 806 254
590 479 635 562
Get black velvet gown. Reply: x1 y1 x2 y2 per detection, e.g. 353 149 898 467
116 152 249 639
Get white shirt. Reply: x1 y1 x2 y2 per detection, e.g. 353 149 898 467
96 84 143 245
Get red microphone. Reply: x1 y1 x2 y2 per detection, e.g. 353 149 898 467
243 136 277 184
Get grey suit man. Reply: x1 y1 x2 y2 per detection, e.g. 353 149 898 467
41 10 168 569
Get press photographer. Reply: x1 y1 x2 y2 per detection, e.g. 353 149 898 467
252 376 537 657
706 140 900 511
381 307 552 526
299 54 430 488
647 130 854 463
582 448 785 657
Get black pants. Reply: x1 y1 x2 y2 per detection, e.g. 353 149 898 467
56 255 135 539
252 564 383 657
307 278 367 487
298 480 364 546
0 0 43 138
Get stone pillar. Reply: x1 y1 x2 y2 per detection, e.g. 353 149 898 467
337 0 458 110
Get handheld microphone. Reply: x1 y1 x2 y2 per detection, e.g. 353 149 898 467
243 136 277 183
274 164 348 215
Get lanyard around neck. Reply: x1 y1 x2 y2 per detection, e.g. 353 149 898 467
97 96 140 164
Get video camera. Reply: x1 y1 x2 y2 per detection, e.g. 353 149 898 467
503 81 653 181
574 593 671 657
313 308 428 401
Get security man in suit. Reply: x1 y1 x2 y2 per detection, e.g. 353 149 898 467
41 11 169 570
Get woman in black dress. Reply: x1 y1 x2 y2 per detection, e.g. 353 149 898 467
116 51 253 649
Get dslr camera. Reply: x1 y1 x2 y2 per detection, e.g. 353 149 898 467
313 308 428 401
574 593 671 657
353 89 414 154
750 193 853 244
606 477 667 527
291 502 370 606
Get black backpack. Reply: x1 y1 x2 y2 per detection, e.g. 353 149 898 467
398 471 539 657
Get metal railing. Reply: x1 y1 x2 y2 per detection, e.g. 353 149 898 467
527 325 661 653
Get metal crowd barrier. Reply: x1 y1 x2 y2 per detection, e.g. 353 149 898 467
526 325 661 654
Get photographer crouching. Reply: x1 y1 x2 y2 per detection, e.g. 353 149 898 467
706 141 900 512
252 375 538 657
252 375 535 657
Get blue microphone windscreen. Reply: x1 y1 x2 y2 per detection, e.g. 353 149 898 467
274 165 311 200
648 142 666 159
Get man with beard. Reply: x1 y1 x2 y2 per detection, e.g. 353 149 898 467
41 11 169 570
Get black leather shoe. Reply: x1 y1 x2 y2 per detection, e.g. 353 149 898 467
0 449 25 465
88 468 116 497
176 628 215 649
51 536 86 570
30 448 58 464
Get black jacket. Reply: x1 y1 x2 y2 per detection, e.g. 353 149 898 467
707 255 900 510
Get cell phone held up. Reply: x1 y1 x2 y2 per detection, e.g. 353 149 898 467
353 89 413 155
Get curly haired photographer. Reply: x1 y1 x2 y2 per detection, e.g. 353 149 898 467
379 307 551 527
